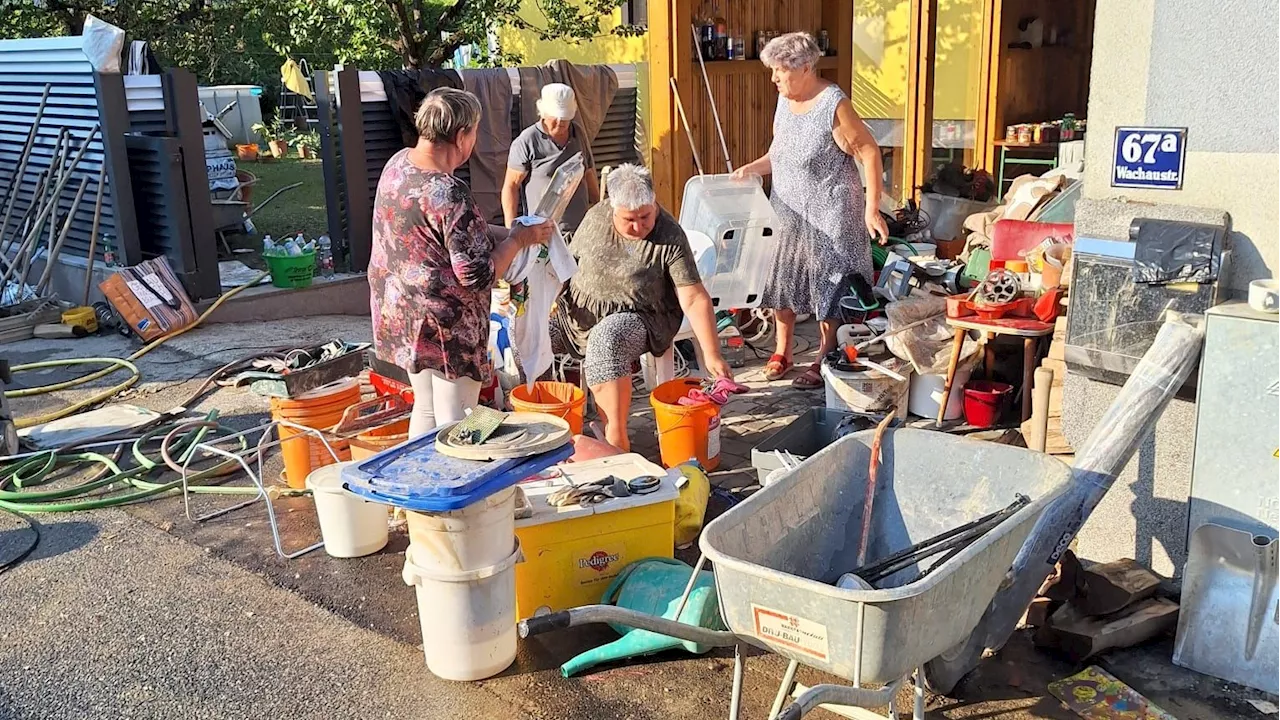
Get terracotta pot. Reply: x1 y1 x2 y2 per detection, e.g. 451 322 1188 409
235 144 259 161
268 139 288 158
296 144 315 159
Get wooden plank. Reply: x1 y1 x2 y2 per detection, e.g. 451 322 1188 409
1076 558 1162 616
647 0 676 209
977 0 1002 171
1036 597 1179 662
835 0 853 96
904 0 937 199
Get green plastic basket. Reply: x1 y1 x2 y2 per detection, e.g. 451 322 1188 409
264 251 316 289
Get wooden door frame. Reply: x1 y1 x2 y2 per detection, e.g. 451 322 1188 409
903 0 1002 199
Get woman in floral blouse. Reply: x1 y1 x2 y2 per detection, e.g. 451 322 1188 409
369 88 551 437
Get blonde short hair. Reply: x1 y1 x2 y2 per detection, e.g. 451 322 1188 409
760 32 822 72
414 88 481 144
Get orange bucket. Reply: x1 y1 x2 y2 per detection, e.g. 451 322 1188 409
349 418 410 461
271 380 361 488
649 378 721 471
509 381 587 435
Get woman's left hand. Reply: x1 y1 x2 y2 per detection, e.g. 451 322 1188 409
865 207 890 245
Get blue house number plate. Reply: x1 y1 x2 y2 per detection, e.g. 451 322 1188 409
1112 127 1187 190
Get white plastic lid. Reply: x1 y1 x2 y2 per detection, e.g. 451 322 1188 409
306 461 356 493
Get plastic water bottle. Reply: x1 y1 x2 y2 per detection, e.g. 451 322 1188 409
262 234 277 256
317 234 334 277
284 239 302 256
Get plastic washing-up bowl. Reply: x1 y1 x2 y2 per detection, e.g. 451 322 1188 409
963 380 1013 428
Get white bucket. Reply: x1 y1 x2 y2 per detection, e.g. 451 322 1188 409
821 362 910 419
402 542 523 681
306 462 389 558
405 485 516 571
908 368 972 421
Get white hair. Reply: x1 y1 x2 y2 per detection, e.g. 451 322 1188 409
606 164 656 211
760 32 822 72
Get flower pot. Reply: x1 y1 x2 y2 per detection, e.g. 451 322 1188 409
235 144 259 161
268 139 288 158
297 144 315 159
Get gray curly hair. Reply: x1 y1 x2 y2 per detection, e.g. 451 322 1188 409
606 164 656 211
760 32 822 72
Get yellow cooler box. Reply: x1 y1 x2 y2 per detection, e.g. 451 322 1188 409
514 454 679 618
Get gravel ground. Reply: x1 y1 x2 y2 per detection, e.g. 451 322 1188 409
0 509 528 720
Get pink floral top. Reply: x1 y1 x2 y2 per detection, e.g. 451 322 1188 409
369 149 495 382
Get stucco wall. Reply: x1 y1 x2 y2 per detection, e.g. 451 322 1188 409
1081 0 1279 295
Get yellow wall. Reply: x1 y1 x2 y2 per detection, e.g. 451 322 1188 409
498 3 650 163
851 0 984 124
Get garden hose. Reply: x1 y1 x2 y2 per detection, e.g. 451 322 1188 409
4 272 268 429
0 412 308 514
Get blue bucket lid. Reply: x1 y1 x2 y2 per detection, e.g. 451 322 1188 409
341 428 572 512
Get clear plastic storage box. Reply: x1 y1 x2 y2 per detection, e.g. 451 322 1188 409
679 174 779 310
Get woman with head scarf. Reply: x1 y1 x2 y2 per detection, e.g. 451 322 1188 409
502 83 602 235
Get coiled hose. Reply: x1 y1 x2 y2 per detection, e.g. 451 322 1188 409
0 412 308 513
4 272 267 429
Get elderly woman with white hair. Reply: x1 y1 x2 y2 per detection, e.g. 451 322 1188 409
733 32 890 389
502 83 601 234
370 88 551 438
553 164 732 451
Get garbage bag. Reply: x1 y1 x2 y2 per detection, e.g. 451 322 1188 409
1130 218 1224 285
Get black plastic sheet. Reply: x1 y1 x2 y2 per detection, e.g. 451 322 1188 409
1130 218 1225 284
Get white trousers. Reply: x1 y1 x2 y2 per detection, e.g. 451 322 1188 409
407 368 482 438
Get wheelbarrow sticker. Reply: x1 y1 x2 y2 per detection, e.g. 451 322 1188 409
752 604 829 661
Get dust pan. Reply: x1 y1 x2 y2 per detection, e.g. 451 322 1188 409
1173 522 1278 694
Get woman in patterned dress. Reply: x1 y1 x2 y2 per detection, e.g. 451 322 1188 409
733 32 890 389
369 88 551 437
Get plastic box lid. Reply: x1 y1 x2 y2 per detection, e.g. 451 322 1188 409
516 454 678 528
341 428 573 512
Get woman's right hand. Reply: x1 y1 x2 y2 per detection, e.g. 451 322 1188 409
730 164 753 181
509 219 553 248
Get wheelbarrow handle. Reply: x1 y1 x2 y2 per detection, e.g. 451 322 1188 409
518 604 739 648
777 678 905 720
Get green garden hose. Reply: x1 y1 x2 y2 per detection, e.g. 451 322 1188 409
0 413 308 513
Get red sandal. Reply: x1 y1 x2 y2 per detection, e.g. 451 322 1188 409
791 362 824 389
763 354 793 381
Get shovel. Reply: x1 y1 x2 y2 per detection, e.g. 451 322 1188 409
1173 523 1278 694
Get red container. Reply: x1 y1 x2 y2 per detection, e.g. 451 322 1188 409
963 380 1013 428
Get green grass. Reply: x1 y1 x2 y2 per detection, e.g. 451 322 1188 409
238 157 329 241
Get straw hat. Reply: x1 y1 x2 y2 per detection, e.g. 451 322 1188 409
536 83 577 120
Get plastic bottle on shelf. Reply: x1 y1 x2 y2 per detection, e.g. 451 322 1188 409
317 234 334 277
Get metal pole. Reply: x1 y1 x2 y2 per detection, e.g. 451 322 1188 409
35 175 89 295
81 164 108 306
768 659 801 720
669 77 706 177
0 84 52 248
728 644 746 720
672 552 708 622
690 24 734 173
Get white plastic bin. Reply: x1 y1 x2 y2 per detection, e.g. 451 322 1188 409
822 361 911 419
919 193 997 242
405 485 516 571
402 542 522 681
679 174 778 310
306 462 389 558
908 368 972 421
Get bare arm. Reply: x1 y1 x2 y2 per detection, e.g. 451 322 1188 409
501 168 527 227
676 283 733 379
732 154 772 180
833 99 889 241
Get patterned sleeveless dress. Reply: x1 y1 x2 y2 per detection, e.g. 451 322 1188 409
760 84 873 320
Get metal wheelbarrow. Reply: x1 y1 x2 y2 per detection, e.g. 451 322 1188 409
212 180 304 257
520 428 1071 720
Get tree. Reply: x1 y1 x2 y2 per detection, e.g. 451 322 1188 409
0 0 646 82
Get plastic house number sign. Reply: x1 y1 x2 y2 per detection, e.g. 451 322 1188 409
1112 127 1187 190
